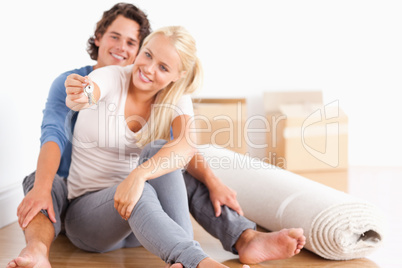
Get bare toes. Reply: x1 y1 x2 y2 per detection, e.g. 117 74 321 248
169 263 183 268
7 261 17 268
288 228 304 239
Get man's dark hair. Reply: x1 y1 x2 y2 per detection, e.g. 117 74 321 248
87 3 151 60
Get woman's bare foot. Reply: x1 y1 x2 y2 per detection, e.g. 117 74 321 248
6 241 51 268
235 228 306 264
197 257 229 268
166 258 249 268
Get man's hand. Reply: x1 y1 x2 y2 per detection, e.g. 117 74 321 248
17 187 56 229
208 180 244 217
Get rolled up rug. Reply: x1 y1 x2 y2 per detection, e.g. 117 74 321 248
197 146 383 260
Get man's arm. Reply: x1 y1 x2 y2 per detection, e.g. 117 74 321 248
17 142 60 228
186 152 244 217
17 70 79 229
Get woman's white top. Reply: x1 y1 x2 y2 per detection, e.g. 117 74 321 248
67 64 194 199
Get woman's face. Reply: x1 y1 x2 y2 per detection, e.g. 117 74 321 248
132 33 184 94
94 15 141 69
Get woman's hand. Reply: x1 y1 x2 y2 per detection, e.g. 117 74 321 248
114 174 146 220
65 74 92 111
208 179 244 217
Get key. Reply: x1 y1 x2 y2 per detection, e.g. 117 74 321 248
84 84 94 105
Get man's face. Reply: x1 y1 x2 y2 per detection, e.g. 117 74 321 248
94 15 141 69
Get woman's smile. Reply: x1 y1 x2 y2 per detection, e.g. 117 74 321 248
139 69 152 83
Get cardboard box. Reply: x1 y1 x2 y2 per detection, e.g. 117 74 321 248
192 98 247 154
264 91 348 172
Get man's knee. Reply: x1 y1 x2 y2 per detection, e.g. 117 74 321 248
139 139 168 164
22 172 67 197
22 171 36 195
143 139 168 154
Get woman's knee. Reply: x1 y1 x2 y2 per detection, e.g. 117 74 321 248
129 183 161 220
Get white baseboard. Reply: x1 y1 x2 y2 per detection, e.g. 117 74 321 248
0 182 24 228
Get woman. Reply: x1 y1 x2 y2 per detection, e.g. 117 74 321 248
65 25 305 267
65 25 242 268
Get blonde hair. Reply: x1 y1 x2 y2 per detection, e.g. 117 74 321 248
135 26 203 147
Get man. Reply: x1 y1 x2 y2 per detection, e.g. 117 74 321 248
8 3 305 267
8 4 150 268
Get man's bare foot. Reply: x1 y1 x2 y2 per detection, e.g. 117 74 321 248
164 263 183 268
164 263 184 268
6 241 50 268
235 228 306 264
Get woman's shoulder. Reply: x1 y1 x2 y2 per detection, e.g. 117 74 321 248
178 94 193 104
93 64 133 74
90 64 134 100
90 64 133 82
173 94 194 118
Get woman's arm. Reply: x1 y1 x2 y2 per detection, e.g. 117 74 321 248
114 114 197 220
65 74 100 111
137 114 197 180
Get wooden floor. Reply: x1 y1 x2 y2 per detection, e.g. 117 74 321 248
1 166 401 267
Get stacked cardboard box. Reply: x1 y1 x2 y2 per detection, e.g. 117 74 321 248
192 98 247 154
264 91 349 192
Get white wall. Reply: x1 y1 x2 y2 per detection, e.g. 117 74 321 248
1 0 401 191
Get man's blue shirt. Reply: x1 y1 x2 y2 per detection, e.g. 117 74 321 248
40 65 93 178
